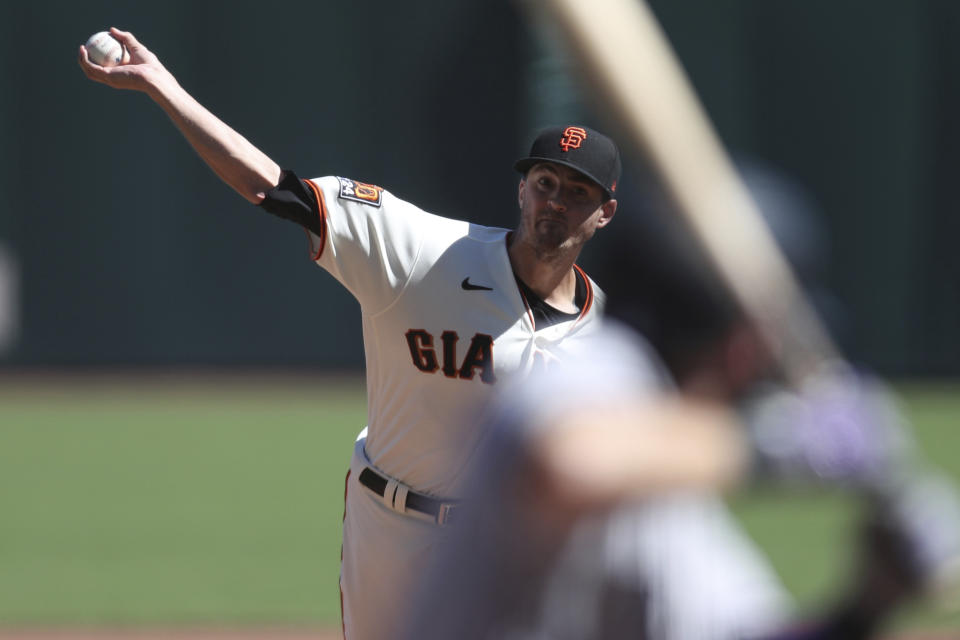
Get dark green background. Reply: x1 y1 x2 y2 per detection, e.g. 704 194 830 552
2 1 958 375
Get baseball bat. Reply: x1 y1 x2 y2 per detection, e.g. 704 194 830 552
516 0 839 384
516 2 960 603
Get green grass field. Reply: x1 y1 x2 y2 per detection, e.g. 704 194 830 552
0 374 958 632
0 373 365 625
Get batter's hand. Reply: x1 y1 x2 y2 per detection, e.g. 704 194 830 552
78 28 171 94
743 363 914 486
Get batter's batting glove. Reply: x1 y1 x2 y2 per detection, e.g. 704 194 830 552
871 470 960 595
741 361 915 487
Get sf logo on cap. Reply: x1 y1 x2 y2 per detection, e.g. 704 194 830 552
559 126 587 152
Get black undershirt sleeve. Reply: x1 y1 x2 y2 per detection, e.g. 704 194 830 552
258 169 324 236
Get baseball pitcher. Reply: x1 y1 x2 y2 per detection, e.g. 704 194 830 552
79 28 624 640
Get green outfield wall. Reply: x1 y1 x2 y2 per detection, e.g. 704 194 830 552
2 0 958 376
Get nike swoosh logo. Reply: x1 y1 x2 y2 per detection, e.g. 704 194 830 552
461 277 493 291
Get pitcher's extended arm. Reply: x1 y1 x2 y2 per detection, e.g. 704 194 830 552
79 27 281 203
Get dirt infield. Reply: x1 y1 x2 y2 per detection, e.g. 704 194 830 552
0 628 956 639
0 630 341 640
0 630 343 640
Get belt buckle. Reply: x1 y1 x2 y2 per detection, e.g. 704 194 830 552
436 503 457 526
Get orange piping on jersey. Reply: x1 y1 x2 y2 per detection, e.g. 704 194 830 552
517 287 537 330
573 264 594 326
340 468 350 639
504 232 537 329
303 178 328 261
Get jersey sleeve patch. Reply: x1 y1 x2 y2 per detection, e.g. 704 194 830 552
337 177 384 207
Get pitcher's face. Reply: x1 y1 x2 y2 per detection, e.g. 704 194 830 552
516 162 616 258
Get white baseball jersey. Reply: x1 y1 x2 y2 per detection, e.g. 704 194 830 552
304 175 604 496
297 175 605 640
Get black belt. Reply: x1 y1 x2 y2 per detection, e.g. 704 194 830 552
358 467 458 525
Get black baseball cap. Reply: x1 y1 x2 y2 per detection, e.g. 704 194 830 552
514 125 622 200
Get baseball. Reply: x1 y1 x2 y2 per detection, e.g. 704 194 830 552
85 31 128 67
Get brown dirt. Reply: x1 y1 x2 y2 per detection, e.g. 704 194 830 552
0 628 954 639
0 629 341 640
